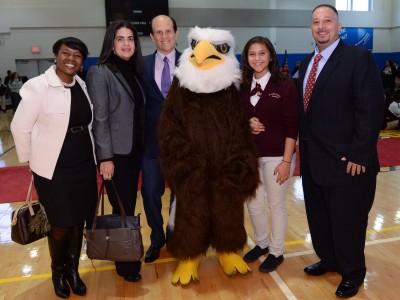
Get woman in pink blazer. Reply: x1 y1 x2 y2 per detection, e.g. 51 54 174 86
11 37 96 299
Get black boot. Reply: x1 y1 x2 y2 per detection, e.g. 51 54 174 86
48 227 70 299
66 223 86 296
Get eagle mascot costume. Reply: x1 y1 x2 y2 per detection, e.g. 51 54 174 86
158 26 260 285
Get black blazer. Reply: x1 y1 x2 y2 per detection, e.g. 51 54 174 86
297 40 384 186
140 49 181 158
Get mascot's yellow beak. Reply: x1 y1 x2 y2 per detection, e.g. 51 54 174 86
189 40 225 70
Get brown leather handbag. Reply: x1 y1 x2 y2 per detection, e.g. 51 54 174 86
86 180 144 262
11 176 50 245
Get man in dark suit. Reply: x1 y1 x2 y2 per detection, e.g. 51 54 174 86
140 15 181 263
297 4 384 298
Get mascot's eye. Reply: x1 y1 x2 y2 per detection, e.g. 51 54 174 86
191 39 199 50
214 43 230 54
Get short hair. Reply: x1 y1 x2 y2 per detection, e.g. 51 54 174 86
241 36 284 87
312 4 339 18
52 37 89 60
98 20 143 75
149 15 177 34
7 70 11 74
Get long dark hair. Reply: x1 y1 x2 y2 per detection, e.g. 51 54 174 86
98 20 143 75
241 36 284 88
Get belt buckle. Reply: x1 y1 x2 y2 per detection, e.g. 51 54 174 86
70 126 83 133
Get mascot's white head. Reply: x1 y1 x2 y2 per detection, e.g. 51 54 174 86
174 26 241 94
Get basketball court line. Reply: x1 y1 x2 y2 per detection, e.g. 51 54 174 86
2 227 399 292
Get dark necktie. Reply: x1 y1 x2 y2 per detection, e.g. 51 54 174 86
161 56 171 98
303 53 322 111
250 82 263 97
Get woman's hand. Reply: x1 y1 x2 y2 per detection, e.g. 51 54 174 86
249 117 265 135
100 161 114 180
274 161 291 185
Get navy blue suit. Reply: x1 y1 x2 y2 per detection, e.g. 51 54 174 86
140 50 181 249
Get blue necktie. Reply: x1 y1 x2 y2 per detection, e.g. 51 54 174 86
161 56 171 98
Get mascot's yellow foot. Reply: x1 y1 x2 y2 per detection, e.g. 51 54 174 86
218 252 251 276
171 257 201 285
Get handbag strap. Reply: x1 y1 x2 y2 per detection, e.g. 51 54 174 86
110 180 128 221
11 175 35 226
26 175 36 216
91 179 128 230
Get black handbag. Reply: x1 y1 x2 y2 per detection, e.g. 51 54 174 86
86 180 144 262
11 176 50 245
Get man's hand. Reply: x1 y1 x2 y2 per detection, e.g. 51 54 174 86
342 157 366 176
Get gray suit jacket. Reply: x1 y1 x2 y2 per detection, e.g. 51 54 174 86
86 64 145 161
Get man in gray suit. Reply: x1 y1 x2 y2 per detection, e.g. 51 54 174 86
140 15 181 263
297 4 384 298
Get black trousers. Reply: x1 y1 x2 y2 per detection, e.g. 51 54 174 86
301 161 376 285
104 150 142 277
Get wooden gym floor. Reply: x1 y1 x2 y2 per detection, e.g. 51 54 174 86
1 109 400 299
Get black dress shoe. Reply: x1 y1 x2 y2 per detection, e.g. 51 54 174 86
335 281 360 298
243 245 269 263
144 247 161 263
124 274 142 282
304 261 329 276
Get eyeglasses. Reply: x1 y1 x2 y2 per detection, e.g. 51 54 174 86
115 36 135 43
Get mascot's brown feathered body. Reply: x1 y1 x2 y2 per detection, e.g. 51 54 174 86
158 27 260 285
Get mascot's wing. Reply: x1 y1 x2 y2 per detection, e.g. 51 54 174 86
158 80 207 193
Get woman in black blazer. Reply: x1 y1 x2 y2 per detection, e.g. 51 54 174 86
86 20 145 282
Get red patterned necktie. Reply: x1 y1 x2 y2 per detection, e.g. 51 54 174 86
250 82 263 97
303 53 322 111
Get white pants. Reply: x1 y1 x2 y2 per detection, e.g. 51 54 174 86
246 154 295 256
